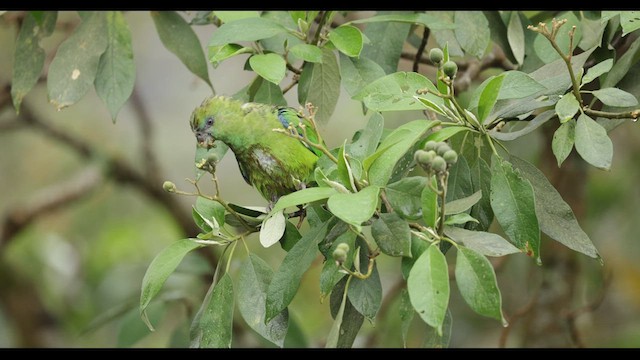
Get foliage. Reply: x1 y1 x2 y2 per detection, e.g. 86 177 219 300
7 10 640 348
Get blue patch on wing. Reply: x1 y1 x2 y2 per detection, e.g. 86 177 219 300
277 107 293 128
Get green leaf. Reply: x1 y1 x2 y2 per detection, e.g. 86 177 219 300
289 44 323 63
574 113 613 170
443 226 520 257
47 12 108 110
140 239 203 330
469 157 494 232
555 93 580 123
196 196 225 227
385 177 427 220
194 142 229 181
446 154 473 203
367 119 439 186
265 219 331 322
620 11 640 36
11 11 56 112
208 43 253 67
371 212 412 257
579 15 607 51
249 53 286 85
329 25 364 57
353 71 443 112
346 112 384 162
444 190 482 215
602 37 640 88
423 308 452 348
454 11 490 58
483 11 517 65
361 11 412 74
270 187 337 214
151 11 212 88
529 47 596 96
489 110 556 141
477 74 504 122
507 11 525 65
348 264 382 321
408 244 450 336
444 213 479 226
498 71 546 100
95 11 135 121
260 210 286 248
533 11 582 63
237 254 288 347
428 11 463 57
592 87 639 107
424 126 470 144
327 186 380 229
252 77 287 106
336 142 356 192
421 176 438 228
209 17 287 45
339 53 386 97
320 230 356 297
347 13 456 30
399 289 414 348
490 155 541 262
214 10 260 23
401 234 431 279
190 273 234 348
581 58 613 86
509 155 600 259
280 220 302 252
329 277 365 348
326 277 350 348
297 48 341 123
455 247 506 324
552 119 576 167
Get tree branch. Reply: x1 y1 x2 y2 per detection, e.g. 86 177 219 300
130 87 162 184
0 166 103 249
413 27 430 73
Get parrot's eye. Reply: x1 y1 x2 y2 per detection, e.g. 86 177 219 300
206 117 214 126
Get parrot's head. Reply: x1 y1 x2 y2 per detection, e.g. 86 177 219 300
190 96 235 149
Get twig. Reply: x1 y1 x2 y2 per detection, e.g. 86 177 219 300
563 269 612 348
130 87 162 183
413 27 430 73
0 166 102 248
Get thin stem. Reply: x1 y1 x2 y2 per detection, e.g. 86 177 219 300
584 107 640 120
225 241 238 273
312 11 328 46
437 172 448 236
413 27 430 73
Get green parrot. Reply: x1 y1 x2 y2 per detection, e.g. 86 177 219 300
190 96 322 209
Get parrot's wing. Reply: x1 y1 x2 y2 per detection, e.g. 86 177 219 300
276 107 324 157
237 159 252 185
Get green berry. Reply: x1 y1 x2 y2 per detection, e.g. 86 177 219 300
432 156 447 172
332 248 347 264
414 149 434 166
429 48 444 64
436 142 452 156
336 242 350 253
163 181 176 193
206 153 219 164
424 140 438 151
443 60 458 78
443 150 458 165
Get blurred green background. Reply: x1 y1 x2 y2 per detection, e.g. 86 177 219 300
0 11 639 348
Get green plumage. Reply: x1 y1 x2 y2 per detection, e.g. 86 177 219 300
190 96 320 205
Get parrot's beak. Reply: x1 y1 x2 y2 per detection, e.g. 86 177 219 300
195 132 215 149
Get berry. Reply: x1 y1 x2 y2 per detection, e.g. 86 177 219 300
443 150 458 165
436 142 452 156
336 242 350 253
429 48 444 64
332 248 347 264
443 61 458 78
424 140 438 151
431 156 447 172
414 150 434 166
163 181 176 193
